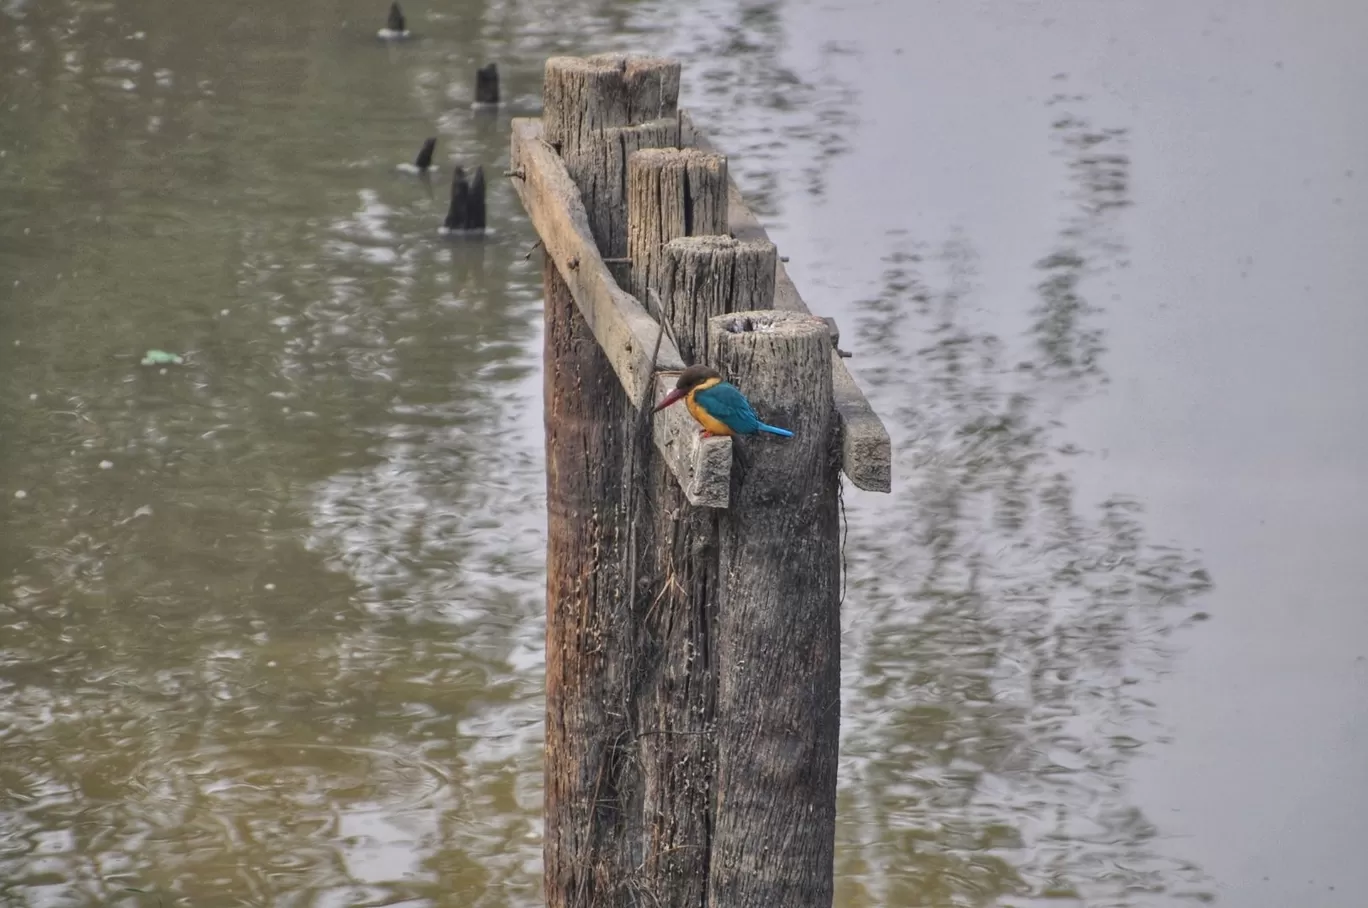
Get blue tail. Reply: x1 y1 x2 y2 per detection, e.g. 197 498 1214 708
757 423 794 438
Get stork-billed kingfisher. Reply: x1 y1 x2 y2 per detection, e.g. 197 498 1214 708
652 365 794 438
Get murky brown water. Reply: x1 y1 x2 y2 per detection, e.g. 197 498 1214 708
2 0 1365 906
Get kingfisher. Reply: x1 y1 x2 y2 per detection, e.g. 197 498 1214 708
652 365 794 439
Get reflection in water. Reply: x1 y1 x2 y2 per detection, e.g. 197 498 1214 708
838 227 1212 902
1031 85 1134 387
1 0 1216 906
651 0 857 217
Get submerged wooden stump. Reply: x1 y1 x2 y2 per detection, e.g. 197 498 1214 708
414 136 436 171
475 62 500 105
442 165 486 232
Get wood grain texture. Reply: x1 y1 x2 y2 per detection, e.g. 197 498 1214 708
511 118 731 509
636 445 718 908
541 255 639 908
627 165 734 908
510 118 685 402
680 111 891 493
627 149 729 307
658 235 777 365
538 53 683 908
545 55 682 267
544 54 680 154
707 310 841 908
580 119 683 271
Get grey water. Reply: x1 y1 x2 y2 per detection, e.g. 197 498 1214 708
2 0 1365 906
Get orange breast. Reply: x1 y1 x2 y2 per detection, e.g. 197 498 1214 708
685 392 736 436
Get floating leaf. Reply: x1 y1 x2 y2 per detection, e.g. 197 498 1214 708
140 349 183 366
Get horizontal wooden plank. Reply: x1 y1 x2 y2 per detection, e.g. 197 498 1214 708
510 118 684 397
509 117 734 508
682 113 892 493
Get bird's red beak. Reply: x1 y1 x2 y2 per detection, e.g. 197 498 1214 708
653 388 687 413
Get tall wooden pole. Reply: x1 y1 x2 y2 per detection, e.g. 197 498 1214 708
525 53 873 908
707 310 841 908
626 140 773 904
540 53 682 908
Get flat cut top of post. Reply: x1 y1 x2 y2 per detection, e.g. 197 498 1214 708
681 111 892 493
543 54 681 154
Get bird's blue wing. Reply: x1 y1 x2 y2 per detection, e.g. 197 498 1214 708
694 382 762 433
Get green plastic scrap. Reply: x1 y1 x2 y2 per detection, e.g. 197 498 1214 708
140 350 184 366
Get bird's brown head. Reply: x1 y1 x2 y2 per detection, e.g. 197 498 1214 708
653 364 722 412
675 364 721 391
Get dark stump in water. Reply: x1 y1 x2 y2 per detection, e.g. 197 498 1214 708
443 165 486 232
414 137 436 171
378 1 410 39
475 63 500 105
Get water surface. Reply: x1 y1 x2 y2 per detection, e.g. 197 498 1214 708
2 0 1364 906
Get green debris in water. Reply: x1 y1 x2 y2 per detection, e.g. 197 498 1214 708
140 350 183 366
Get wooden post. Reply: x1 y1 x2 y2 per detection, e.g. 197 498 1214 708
475 62 500 105
636 237 780 908
624 153 747 904
512 53 893 908
544 55 682 284
441 165 486 232
378 1 409 39
468 165 486 230
707 310 841 908
644 236 778 509
541 253 636 908
657 235 777 364
414 136 436 172
626 149 728 308
539 53 683 908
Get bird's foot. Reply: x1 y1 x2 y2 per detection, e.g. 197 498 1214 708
699 429 713 438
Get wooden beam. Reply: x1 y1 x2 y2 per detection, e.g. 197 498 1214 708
510 117 733 508
682 112 892 494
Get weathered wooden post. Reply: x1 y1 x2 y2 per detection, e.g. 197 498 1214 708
509 52 891 908
475 62 500 106
377 1 409 40
655 235 777 366
627 149 729 307
542 56 681 287
635 236 779 908
414 136 436 172
534 53 685 908
441 165 486 232
708 310 841 908
624 146 743 907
